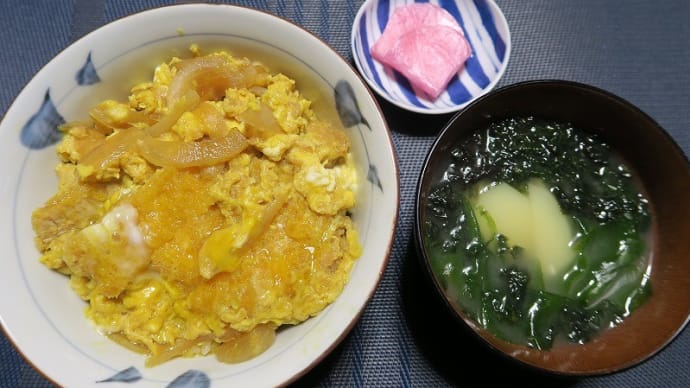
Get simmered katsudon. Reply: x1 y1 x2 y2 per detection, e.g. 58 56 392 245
32 47 362 366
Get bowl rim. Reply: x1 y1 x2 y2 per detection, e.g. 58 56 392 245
350 0 512 115
414 78 690 376
0 3 400 387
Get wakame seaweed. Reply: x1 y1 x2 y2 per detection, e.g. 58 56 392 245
424 117 651 349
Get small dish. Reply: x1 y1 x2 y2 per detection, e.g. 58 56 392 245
351 0 511 115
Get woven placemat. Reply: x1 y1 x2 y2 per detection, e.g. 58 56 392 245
1 1 688 386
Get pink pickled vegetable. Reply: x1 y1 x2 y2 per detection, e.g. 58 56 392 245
371 3 472 100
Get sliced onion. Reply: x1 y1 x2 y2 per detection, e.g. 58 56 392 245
166 55 265 107
214 324 276 364
59 124 106 161
145 335 212 367
80 128 143 172
107 333 148 355
138 129 248 168
239 103 283 139
80 92 199 173
89 104 155 134
147 90 200 137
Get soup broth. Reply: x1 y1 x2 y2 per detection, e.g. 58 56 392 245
424 117 651 349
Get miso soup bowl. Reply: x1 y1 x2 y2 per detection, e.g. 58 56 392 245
414 80 690 375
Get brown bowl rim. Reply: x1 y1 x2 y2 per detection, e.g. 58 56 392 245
414 79 690 376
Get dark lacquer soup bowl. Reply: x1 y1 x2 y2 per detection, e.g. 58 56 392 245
414 80 690 375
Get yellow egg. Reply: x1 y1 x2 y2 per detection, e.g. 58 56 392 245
31 49 361 367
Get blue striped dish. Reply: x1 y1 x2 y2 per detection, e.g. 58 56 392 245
351 0 511 114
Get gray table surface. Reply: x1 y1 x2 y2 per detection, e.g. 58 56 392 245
1 1 688 386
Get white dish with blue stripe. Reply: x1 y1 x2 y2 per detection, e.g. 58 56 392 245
352 0 511 114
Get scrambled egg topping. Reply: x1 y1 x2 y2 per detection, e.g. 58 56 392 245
32 48 361 366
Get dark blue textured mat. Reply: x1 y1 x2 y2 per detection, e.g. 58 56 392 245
1 1 688 386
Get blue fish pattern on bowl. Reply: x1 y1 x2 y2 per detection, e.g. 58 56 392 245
97 366 142 384
98 367 211 387
76 51 101 85
334 80 383 192
20 90 64 149
335 80 370 130
167 370 211 388
20 52 100 150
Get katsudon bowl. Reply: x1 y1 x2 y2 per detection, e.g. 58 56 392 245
0 4 399 387
414 80 690 375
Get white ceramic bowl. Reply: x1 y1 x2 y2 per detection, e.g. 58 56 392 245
0 4 399 387
351 0 511 114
